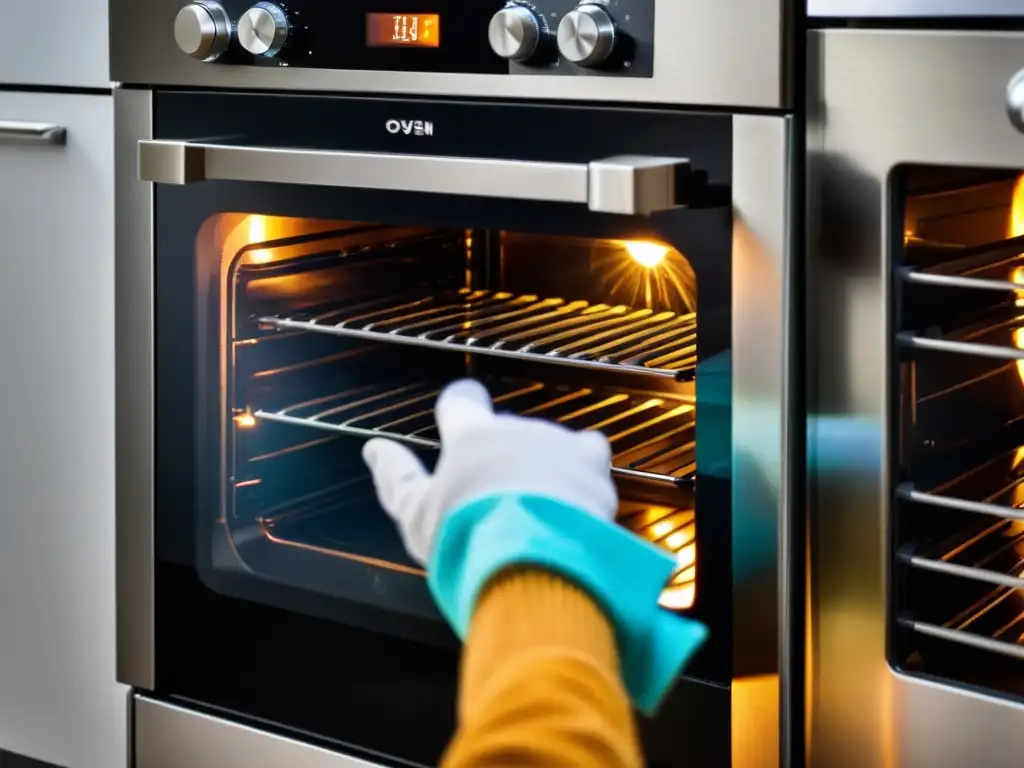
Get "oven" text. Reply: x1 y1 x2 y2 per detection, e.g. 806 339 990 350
385 119 434 137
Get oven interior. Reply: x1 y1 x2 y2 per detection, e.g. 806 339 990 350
216 214 706 629
893 166 1024 700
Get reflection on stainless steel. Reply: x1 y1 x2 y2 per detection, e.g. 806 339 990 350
808 28 1024 767
726 114 793 768
254 378 696 485
110 0 790 109
134 695 388 767
809 0 1024 15
261 289 698 380
114 89 155 691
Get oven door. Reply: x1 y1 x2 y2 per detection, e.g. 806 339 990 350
116 89 793 767
808 28 1024 768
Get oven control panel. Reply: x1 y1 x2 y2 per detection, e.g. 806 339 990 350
172 0 654 77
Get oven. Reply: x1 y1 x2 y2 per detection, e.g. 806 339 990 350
807 27 1024 767
112 2 797 766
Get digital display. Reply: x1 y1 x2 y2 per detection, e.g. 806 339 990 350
366 14 441 48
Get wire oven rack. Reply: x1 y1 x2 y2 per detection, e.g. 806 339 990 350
254 481 697 610
260 289 698 380
900 584 1024 663
253 379 696 485
897 443 1024 662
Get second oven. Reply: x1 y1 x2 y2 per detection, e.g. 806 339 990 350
116 89 795 767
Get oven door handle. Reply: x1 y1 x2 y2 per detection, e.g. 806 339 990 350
137 139 696 216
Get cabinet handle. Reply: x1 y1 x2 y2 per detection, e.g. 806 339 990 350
0 120 67 146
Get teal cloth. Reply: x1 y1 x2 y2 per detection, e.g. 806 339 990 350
427 494 708 714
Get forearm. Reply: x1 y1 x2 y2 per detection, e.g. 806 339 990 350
441 569 643 768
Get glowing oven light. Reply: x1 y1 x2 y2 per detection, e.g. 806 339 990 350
622 240 670 268
246 215 272 263
234 410 257 429
1010 176 1024 381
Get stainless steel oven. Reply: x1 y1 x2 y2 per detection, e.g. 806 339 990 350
112 2 797 766
807 26 1024 768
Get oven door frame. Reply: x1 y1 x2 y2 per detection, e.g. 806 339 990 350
807 28 1024 767
114 86 796 766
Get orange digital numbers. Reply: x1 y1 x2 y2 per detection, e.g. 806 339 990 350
366 13 441 48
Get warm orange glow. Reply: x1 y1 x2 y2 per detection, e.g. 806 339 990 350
674 542 696 570
1011 447 1024 514
618 502 697 610
602 240 697 312
622 240 671 268
1010 175 1024 240
1012 266 1024 306
1008 178 1024 383
659 582 696 610
1015 327 1024 386
245 216 272 263
366 13 440 47
234 410 257 429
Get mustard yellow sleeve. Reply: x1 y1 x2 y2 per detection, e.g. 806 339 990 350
440 569 643 768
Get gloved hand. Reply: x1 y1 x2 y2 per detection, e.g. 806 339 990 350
361 378 619 565
362 378 707 714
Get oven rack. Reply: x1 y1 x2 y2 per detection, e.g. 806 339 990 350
904 517 1024 591
253 379 696 485
254 481 697 610
897 442 1024 663
259 288 698 380
900 585 1024 664
898 443 1024 586
898 233 1024 362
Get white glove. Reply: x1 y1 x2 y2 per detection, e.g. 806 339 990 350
361 379 619 566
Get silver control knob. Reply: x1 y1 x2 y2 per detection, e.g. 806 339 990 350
174 2 232 62
238 2 290 57
1007 69 1024 133
557 4 616 67
488 5 542 62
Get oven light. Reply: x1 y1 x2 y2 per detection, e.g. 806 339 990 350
235 410 257 429
622 240 670 268
247 215 272 263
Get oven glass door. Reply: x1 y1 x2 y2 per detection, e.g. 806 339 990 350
147 91 736 766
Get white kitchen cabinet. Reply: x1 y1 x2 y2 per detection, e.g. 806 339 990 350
0 0 109 89
0 91 124 768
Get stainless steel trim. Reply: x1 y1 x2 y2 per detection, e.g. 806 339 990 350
109 0 790 109
807 29 1024 767
729 114 792 768
0 120 66 145
588 155 689 216
137 140 690 216
809 0 1024 15
133 695 386 767
115 89 155 690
